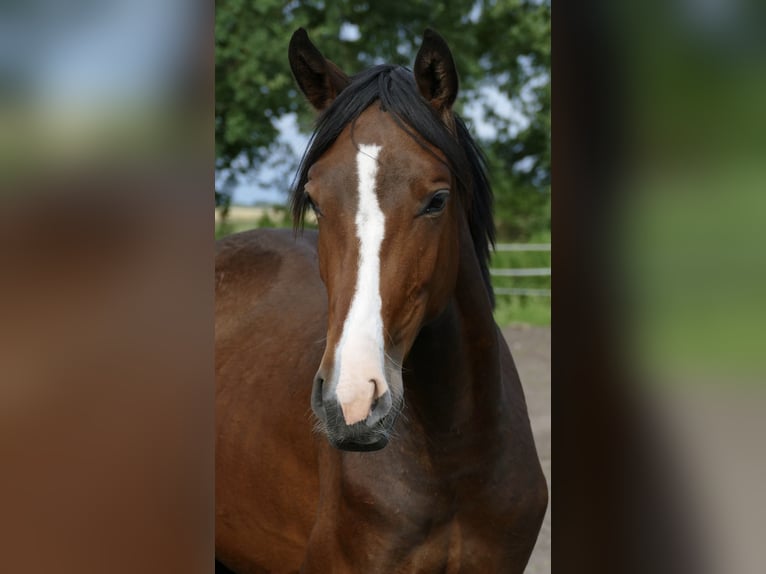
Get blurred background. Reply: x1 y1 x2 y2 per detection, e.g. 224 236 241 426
556 1 766 573
1 2 212 573
214 0 552 328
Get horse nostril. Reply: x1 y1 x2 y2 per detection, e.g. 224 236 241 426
365 386 393 428
312 374 325 410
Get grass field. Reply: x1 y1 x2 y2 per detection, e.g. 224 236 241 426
216 206 551 326
490 235 551 326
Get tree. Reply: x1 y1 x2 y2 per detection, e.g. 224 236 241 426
216 0 550 240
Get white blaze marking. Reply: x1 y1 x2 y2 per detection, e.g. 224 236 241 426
334 144 389 425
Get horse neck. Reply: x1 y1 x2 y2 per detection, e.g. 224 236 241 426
403 217 502 442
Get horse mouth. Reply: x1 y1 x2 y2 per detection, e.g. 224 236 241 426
331 434 389 452
321 404 400 452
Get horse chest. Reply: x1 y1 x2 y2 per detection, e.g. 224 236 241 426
398 516 519 574
319 453 525 573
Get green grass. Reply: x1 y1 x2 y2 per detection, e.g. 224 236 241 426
490 231 551 326
493 295 551 326
215 205 307 239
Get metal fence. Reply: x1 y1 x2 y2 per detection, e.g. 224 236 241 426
492 243 551 297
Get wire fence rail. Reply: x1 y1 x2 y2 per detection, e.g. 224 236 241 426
495 243 551 252
492 243 551 297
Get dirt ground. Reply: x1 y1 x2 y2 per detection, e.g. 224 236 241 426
502 325 551 574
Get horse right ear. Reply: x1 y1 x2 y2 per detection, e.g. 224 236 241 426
414 28 459 122
289 28 350 112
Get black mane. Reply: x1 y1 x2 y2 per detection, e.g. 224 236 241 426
290 65 496 306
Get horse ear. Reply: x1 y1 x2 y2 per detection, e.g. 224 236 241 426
289 28 350 112
414 28 459 118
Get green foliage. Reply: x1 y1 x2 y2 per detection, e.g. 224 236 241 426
489 148 550 240
216 0 550 240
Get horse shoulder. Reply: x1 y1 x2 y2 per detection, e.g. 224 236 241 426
215 228 325 574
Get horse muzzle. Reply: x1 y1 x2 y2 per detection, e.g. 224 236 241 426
311 373 398 452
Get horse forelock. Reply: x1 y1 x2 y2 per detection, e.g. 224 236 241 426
290 64 495 307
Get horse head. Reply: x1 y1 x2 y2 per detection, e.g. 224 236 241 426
289 28 486 451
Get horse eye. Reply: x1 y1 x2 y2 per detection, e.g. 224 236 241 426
422 190 450 215
305 193 322 217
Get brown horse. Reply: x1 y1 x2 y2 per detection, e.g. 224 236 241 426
215 28 547 573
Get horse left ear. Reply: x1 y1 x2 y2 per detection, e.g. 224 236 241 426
414 29 459 119
289 28 350 112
